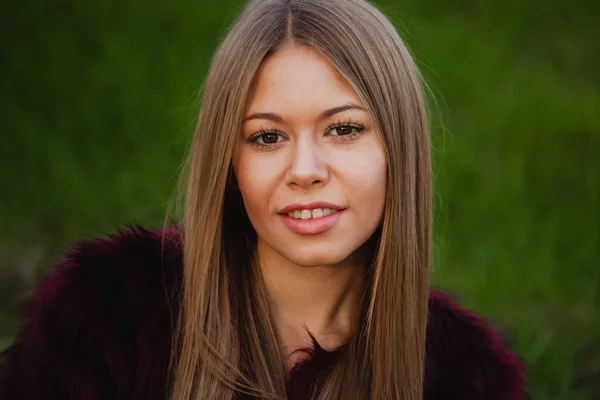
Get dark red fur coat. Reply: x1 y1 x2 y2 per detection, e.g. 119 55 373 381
0 226 526 399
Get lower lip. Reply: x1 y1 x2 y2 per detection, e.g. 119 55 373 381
280 210 345 235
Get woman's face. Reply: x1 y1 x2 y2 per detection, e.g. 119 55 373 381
233 45 387 267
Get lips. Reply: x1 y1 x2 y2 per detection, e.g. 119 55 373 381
278 202 346 235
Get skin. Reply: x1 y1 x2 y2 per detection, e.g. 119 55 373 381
232 45 387 369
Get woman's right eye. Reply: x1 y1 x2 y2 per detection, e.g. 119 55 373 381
248 131 286 147
257 132 281 144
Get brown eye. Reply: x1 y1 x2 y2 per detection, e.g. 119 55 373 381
335 126 354 136
329 124 364 137
261 133 279 144
249 131 285 147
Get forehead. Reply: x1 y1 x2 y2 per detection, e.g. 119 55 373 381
245 45 363 112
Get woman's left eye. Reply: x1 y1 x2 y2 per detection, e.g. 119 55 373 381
328 124 365 137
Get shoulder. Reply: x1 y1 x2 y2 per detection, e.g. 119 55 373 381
23 224 183 330
69 224 183 300
57 224 183 287
425 289 527 400
0 225 182 398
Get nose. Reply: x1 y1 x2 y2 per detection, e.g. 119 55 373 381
285 136 328 189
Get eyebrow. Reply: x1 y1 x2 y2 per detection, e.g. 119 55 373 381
242 103 366 123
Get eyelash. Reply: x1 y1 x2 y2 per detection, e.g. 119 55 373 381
247 120 366 150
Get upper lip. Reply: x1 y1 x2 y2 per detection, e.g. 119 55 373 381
279 201 345 214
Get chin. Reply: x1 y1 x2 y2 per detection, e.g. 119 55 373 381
287 255 347 268
257 229 372 268
282 244 358 268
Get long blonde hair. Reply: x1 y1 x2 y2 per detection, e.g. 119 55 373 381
169 0 431 398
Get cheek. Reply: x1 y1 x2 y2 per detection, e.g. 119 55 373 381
233 149 281 222
343 144 387 218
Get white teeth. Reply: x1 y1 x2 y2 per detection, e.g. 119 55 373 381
300 210 312 220
286 208 338 220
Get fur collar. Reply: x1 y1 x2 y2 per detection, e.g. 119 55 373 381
0 225 526 399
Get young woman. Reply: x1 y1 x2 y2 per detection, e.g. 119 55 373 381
0 0 526 399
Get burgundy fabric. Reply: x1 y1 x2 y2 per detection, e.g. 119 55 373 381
0 225 526 399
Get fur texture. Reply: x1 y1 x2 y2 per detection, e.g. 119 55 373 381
0 225 526 399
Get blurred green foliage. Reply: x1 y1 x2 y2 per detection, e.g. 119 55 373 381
1 0 598 398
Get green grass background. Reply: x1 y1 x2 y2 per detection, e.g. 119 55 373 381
1 0 598 398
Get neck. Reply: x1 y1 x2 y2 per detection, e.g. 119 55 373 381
256 239 367 368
